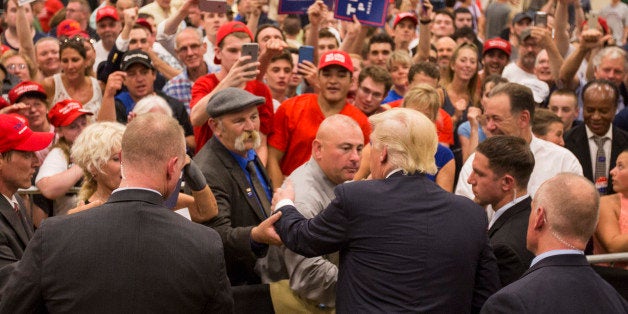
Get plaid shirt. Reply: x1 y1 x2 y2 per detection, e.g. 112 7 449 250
162 70 193 113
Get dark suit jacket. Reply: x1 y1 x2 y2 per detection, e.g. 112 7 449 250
564 124 628 194
194 137 272 286
276 173 501 313
482 254 628 313
0 195 33 268
0 189 233 313
488 197 535 286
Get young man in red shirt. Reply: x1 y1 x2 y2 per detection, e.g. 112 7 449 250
189 21 274 156
267 50 371 188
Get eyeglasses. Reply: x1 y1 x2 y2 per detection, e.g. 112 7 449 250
176 43 201 53
6 63 27 71
359 86 384 99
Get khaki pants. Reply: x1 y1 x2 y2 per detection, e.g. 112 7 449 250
269 280 335 314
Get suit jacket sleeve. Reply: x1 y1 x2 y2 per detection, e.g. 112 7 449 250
202 231 235 313
276 186 350 257
0 233 19 268
205 176 260 260
472 234 501 314
0 225 46 313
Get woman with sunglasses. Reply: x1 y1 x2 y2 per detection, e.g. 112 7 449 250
41 36 103 116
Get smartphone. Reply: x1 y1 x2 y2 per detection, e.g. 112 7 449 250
199 0 227 13
241 43 259 64
534 11 547 27
298 46 315 65
587 12 599 32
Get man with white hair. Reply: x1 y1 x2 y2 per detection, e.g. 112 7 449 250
267 108 500 312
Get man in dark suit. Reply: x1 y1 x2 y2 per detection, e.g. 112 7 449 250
0 113 234 312
565 79 628 195
194 88 282 286
482 173 628 313
467 136 536 286
267 108 501 313
0 114 53 268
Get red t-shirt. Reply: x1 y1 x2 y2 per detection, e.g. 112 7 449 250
388 99 454 145
190 74 274 152
269 94 371 176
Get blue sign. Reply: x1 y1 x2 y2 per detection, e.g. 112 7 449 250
334 0 389 27
278 0 335 14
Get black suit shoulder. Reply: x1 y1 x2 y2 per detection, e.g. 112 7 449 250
482 254 628 314
488 198 534 286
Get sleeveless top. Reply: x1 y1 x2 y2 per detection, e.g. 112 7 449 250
594 194 628 269
51 73 102 115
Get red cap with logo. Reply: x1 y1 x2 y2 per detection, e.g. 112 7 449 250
393 12 418 28
318 50 354 72
0 113 54 153
47 99 93 127
8 81 48 104
96 6 119 23
482 38 511 57
214 21 254 65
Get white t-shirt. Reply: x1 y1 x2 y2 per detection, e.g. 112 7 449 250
35 147 78 216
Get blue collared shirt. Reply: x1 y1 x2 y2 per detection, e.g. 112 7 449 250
227 148 272 204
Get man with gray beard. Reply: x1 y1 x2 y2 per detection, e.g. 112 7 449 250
194 88 281 287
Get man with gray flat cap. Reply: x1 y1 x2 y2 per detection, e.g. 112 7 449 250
194 87 282 287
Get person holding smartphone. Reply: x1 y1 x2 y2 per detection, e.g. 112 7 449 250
189 21 274 158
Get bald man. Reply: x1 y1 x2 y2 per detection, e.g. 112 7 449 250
482 173 628 313
261 115 364 311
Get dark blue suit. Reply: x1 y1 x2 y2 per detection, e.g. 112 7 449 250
482 254 628 313
276 172 501 313
0 189 233 313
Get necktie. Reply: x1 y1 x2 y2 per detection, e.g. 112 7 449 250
246 160 270 217
593 136 609 193
13 202 22 219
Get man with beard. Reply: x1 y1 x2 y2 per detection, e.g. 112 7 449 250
502 27 553 88
195 87 282 286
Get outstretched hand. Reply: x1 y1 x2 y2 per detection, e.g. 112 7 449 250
251 211 283 245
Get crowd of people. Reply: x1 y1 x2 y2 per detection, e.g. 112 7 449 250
0 0 627 312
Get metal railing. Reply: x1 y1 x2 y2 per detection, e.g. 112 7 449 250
587 253 628 264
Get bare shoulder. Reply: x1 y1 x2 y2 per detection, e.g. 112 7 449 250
599 194 621 218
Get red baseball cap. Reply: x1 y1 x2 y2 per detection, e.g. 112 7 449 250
482 38 511 57
0 113 54 153
96 6 119 23
214 21 254 65
8 81 48 104
318 50 354 72
135 18 154 35
47 99 93 127
57 19 89 38
582 17 610 35
393 12 418 28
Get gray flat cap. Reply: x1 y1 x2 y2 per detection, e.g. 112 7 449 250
205 87 266 117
